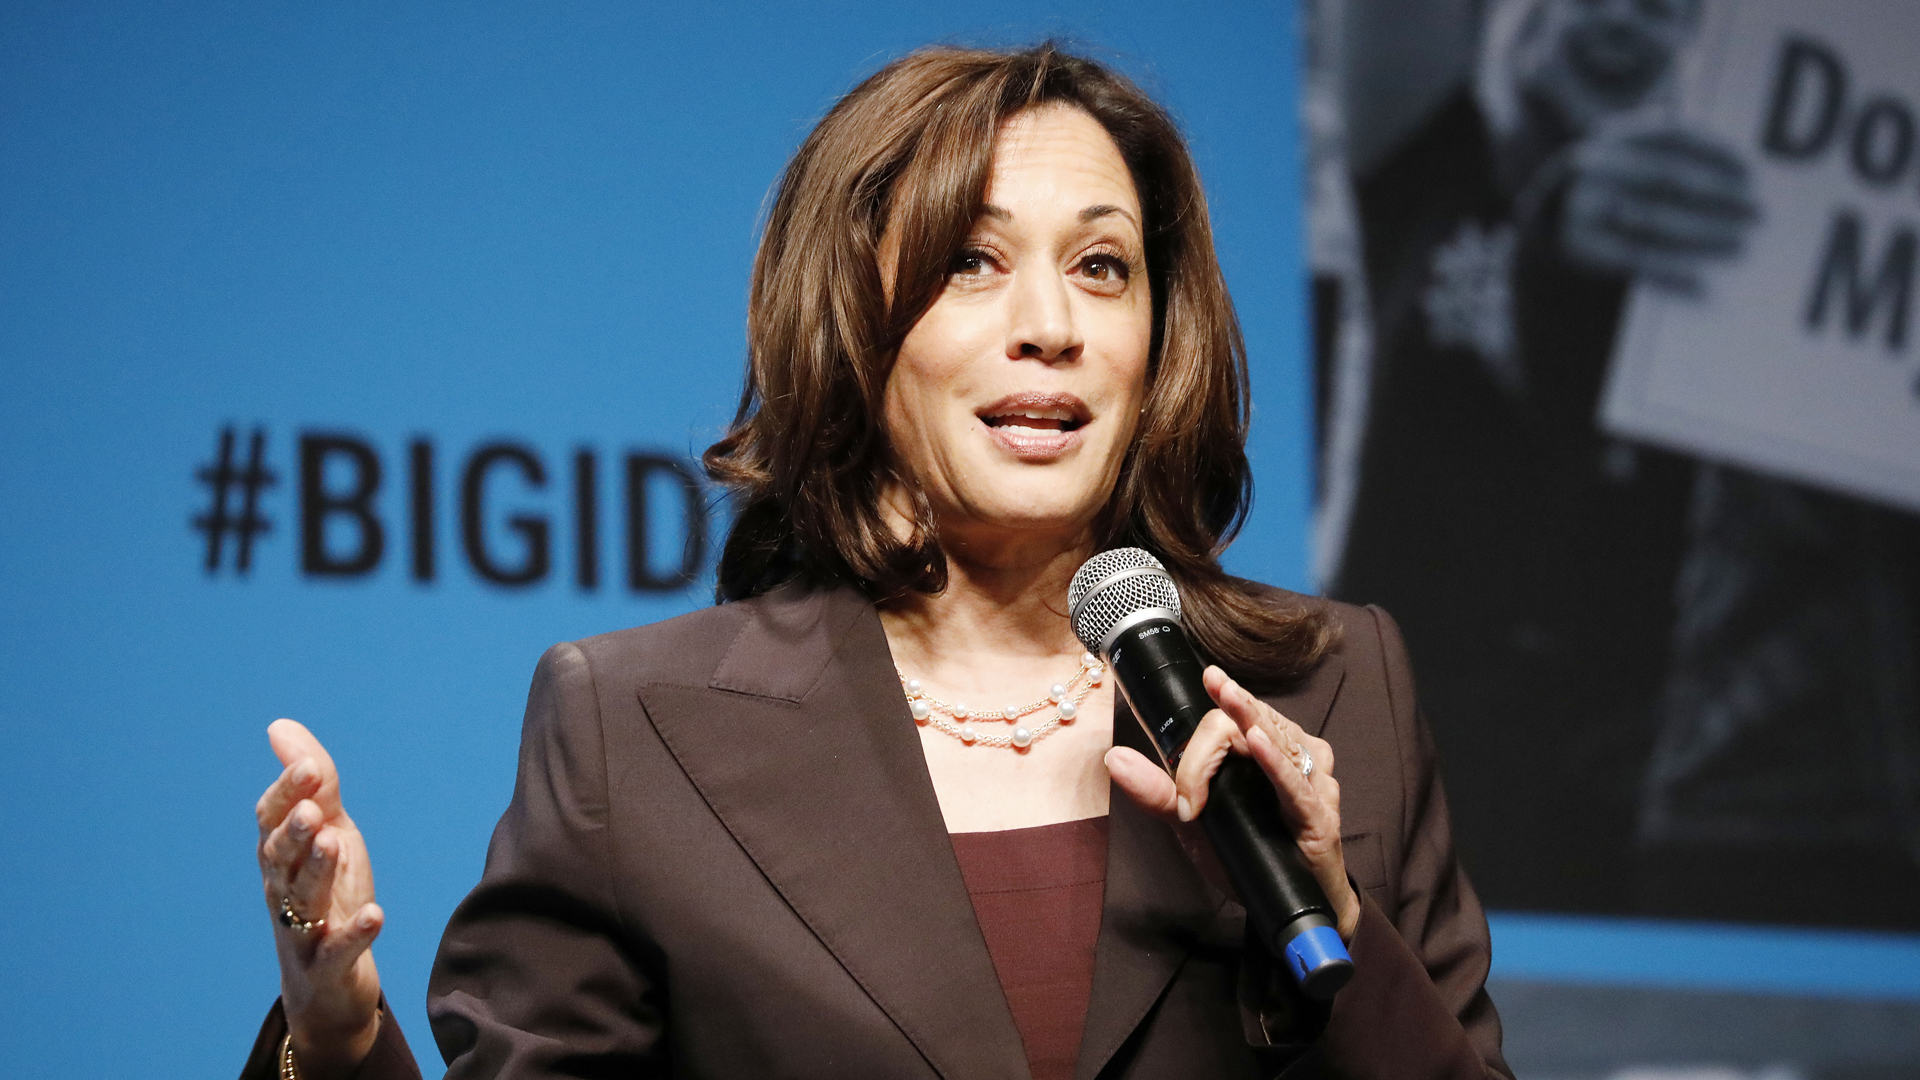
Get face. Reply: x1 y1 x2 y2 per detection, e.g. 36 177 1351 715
882 104 1152 560
1521 0 1701 126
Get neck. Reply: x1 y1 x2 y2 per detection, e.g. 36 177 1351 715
880 533 1119 834
880 536 1089 669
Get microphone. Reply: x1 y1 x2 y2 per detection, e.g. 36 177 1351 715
1069 548 1354 1001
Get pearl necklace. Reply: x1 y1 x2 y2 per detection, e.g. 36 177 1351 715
897 652 1104 750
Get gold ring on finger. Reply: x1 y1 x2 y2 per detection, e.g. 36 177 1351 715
279 896 324 936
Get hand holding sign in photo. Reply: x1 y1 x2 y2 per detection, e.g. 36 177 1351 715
1562 120 1758 294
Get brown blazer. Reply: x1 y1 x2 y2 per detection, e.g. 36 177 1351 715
244 582 1512 1079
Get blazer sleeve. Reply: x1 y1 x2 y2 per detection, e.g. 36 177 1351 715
1241 605 1513 1079
424 641 668 1076
237 998 421 1080
1310 605 1512 1079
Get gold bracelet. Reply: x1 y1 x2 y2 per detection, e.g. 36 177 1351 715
281 1006 380 1078
280 1031 301 1080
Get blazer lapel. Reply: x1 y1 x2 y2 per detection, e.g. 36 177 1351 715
637 583 1030 1080
1267 645 1347 741
1074 647 1350 1079
1073 775 1223 1080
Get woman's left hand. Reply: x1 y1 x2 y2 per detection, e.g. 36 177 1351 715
1106 665 1361 941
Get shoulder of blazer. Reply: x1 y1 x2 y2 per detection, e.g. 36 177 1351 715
565 581 872 703
1226 577 1382 676
1213 578 1370 740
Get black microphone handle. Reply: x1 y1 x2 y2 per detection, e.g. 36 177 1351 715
1105 616 1350 994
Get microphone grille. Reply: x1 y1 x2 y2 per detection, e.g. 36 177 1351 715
1068 547 1182 652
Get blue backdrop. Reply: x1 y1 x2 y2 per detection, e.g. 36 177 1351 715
0 3 1309 1075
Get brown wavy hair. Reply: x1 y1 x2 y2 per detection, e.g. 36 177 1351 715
703 43 1336 684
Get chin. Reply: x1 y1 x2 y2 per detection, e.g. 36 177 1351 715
962 491 1105 545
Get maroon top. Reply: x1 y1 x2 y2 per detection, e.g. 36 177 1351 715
949 815 1111 1080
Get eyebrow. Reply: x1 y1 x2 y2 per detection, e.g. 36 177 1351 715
1079 204 1137 226
976 203 1140 227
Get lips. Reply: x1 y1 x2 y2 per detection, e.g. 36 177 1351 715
977 392 1090 461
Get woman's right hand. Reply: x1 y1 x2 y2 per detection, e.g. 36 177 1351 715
256 719 385 1079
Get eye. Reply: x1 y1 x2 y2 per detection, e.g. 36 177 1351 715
948 247 996 278
1073 251 1134 292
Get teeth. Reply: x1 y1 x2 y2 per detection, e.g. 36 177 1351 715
980 404 1083 430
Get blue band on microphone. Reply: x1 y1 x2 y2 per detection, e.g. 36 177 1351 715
1284 923 1350 984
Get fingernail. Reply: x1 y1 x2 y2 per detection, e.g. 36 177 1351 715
292 762 316 786
309 840 329 861
289 814 310 836
358 911 377 930
1176 795 1193 822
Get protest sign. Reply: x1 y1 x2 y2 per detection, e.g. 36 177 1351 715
1604 0 1920 512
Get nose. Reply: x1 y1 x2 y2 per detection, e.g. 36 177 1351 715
1005 267 1083 364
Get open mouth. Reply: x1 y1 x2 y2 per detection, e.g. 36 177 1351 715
977 392 1091 435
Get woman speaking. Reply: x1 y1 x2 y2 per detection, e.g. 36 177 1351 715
245 44 1511 1080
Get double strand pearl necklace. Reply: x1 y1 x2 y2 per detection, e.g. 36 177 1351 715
897 652 1104 750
